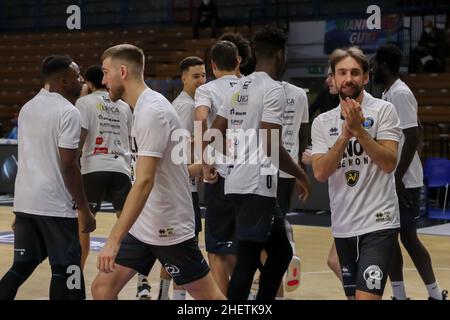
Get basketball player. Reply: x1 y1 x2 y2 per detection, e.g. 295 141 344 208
157 56 206 300
74 65 155 300
194 40 241 296
0 55 95 300
91 44 224 300
311 47 401 300
75 65 132 269
207 26 312 300
373 44 447 300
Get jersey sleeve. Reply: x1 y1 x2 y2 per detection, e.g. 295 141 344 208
217 87 235 120
390 91 418 130
299 91 309 124
261 85 284 125
194 84 212 110
74 98 89 130
58 107 81 149
134 107 170 158
376 102 401 142
311 116 329 155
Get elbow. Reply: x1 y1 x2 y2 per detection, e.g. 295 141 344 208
313 168 328 183
382 161 397 174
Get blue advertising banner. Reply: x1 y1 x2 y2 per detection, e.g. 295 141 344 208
324 15 401 54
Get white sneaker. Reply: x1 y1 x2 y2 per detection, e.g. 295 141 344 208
285 255 301 292
136 278 151 300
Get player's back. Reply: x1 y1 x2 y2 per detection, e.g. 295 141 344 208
14 89 81 217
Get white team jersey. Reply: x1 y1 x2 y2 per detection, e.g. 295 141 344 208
75 91 132 177
279 81 309 178
172 90 197 192
217 71 285 198
128 88 195 246
195 75 239 177
311 91 401 238
382 79 423 188
14 89 81 218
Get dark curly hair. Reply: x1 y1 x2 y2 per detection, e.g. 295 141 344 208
253 25 288 58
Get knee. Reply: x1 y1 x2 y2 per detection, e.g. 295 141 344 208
327 253 339 271
91 277 114 300
399 229 418 249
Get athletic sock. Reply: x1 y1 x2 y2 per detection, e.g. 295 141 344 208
173 289 186 300
426 282 442 300
158 278 171 300
391 281 408 300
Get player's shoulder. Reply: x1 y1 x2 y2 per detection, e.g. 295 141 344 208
314 105 340 123
364 91 396 112
282 81 308 98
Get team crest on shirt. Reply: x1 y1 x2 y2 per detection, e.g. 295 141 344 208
362 117 374 129
345 170 359 187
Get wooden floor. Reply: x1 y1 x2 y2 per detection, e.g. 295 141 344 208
0 206 449 300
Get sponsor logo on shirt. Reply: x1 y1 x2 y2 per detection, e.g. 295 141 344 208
242 80 252 89
231 92 248 106
96 103 120 114
95 137 103 145
94 147 108 154
329 127 339 136
158 227 174 238
230 108 246 116
362 117 374 129
231 119 244 126
113 139 122 147
345 170 359 187
286 98 295 105
375 211 392 222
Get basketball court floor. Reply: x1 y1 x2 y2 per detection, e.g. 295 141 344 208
1 205 449 300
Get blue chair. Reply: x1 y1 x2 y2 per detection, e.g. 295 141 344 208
423 158 450 220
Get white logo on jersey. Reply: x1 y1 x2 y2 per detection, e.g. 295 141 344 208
363 265 383 290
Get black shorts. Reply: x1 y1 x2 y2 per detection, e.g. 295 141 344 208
277 177 295 215
82 171 131 213
192 192 202 234
115 233 209 286
229 193 285 243
334 228 399 297
13 212 82 267
399 187 421 229
204 176 236 254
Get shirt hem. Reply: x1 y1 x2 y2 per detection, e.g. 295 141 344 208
332 224 400 238
130 231 195 246
13 208 77 218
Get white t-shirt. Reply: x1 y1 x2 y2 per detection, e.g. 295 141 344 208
128 88 195 246
279 81 309 178
195 75 239 177
217 71 285 198
14 89 81 218
172 90 197 192
311 91 401 238
75 91 132 177
382 79 423 188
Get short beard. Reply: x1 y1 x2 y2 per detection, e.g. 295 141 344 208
338 84 363 100
109 86 125 102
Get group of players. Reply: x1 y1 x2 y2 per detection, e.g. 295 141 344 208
0 25 447 300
